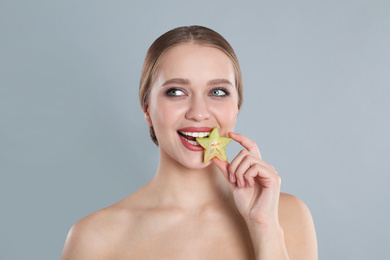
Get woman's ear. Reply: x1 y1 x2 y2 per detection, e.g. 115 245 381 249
143 105 153 126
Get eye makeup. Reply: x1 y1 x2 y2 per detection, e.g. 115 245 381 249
165 88 186 97
209 88 230 97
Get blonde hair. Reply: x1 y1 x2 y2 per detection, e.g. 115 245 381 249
139 25 243 145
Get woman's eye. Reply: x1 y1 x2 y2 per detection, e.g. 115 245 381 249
166 88 185 97
210 88 229 97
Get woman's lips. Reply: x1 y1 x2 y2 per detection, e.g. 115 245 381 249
177 127 213 151
178 134 204 151
177 127 214 132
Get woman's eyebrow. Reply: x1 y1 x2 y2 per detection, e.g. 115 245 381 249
161 78 233 87
207 79 233 87
162 78 190 86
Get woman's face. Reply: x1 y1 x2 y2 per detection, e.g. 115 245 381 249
144 43 239 168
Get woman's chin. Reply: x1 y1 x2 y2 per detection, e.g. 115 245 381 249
178 156 212 170
159 147 213 170
170 153 213 170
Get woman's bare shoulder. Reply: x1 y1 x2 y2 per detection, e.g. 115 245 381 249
279 192 312 219
61 195 143 260
278 192 318 260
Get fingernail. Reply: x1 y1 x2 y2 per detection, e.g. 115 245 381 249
237 179 241 187
229 173 234 182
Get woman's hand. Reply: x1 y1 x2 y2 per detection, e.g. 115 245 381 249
213 132 317 260
212 132 281 228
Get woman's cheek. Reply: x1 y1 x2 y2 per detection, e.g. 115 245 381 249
214 103 238 130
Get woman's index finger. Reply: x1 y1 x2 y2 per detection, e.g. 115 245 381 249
229 132 262 159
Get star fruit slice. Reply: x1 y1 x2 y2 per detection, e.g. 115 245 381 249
196 127 232 163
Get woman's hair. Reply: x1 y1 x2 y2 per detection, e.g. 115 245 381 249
139 25 243 145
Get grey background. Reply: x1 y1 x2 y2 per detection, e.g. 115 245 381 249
1 0 389 259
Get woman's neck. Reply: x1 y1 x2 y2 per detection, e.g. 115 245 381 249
146 151 233 211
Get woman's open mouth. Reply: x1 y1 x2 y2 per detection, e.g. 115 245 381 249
177 127 212 151
178 131 210 146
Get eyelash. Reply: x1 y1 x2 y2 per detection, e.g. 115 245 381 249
165 88 186 97
209 88 230 97
165 88 230 97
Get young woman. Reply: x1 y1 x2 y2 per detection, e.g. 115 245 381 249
61 25 317 260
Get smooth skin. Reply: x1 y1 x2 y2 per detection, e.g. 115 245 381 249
61 44 317 260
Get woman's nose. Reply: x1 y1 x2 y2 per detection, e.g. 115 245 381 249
185 96 211 121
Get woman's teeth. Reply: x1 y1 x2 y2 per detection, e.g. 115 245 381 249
179 131 210 146
184 138 200 146
179 131 210 138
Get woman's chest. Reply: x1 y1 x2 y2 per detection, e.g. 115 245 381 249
112 214 255 260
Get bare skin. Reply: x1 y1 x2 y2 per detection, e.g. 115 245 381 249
61 173 316 259
61 44 317 259
62 168 255 259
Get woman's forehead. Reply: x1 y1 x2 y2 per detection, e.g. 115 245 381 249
154 43 235 83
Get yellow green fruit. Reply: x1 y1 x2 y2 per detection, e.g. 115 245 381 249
196 127 232 163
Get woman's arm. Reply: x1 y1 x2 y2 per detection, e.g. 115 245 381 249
244 193 317 260
213 132 317 260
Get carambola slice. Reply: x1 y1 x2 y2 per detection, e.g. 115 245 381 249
196 127 232 163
